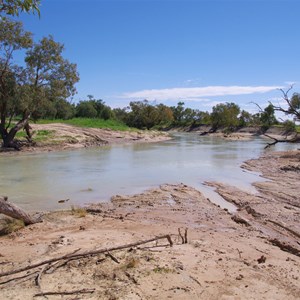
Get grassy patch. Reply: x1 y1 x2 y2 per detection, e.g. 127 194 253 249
71 206 87 218
37 118 132 131
33 130 55 142
0 218 25 236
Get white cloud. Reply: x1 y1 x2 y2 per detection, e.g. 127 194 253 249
121 85 282 101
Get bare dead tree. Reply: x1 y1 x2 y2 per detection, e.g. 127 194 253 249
251 86 300 148
271 85 300 122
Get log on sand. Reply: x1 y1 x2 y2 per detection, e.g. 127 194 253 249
0 196 40 225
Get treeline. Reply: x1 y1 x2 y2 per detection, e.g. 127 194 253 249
37 96 299 133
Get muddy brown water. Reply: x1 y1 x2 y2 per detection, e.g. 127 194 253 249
0 133 297 212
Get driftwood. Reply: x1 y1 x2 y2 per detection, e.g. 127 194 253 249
33 288 95 297
0 196 40 225
264 133 300 149
0 234 173 279
178 228 188 244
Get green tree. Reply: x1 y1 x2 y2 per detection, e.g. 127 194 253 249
54 99 75 119
126 100 158 129
75 100 97 118
0 0 40 16
75 96 113 120
210 102 240 131
171 102 185 124
239 110 253 127
260 104 277 129
156 103 174 126
0 18 79 149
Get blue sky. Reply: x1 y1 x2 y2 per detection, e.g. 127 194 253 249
17 0 300 113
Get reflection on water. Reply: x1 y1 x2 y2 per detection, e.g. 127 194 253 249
0 133 297 211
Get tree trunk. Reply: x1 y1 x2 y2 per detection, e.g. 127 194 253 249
0 197 40 225
2 114 31 149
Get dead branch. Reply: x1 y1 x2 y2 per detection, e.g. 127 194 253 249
263 133 300 149
35 265 47 288
0 196 41 225
189 275 202 286
0 271 39 285
178 228 185 244
178 228 188 244
33 288 95 297
272 86 300 121
0 235 173 278
106 251 120 264
184 228 188 244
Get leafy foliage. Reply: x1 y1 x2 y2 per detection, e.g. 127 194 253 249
75 96 113 120
210 102 240 131
0 0 40 16
0 18 79 148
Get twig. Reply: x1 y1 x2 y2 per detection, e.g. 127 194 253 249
125 271 138 284
178 228 185 244
0 271 38 285
184 228 188 244
35 265 47 288
189 275 202 286
236 248 242 259
33 288 95 297
0 235 173 278
106 251 120 264
178 228 188 244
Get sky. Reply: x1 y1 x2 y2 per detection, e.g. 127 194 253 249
16 0 300 114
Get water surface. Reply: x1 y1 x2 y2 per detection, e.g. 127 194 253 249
0 133 297 211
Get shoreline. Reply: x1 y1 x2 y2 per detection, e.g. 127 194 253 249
0 149 299 299
0 123 172 155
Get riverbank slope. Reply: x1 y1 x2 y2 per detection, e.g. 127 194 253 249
0 123 171 154
0 149 299 299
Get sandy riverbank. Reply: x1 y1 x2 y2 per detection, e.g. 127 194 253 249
0 149 299 299
0 123 171 154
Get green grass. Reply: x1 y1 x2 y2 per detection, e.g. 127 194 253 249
71 206 87 218
0 218 25 236
37 118 132 131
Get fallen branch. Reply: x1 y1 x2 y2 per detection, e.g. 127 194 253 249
0 235 173 278
0 270 39 285
106 251 120 264
178 228 185 244
263 133 300 149
33 288 95 297
0 196 41 225
35 265 47 288
178 228 188 244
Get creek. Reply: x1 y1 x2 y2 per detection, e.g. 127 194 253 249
0 133 297 212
